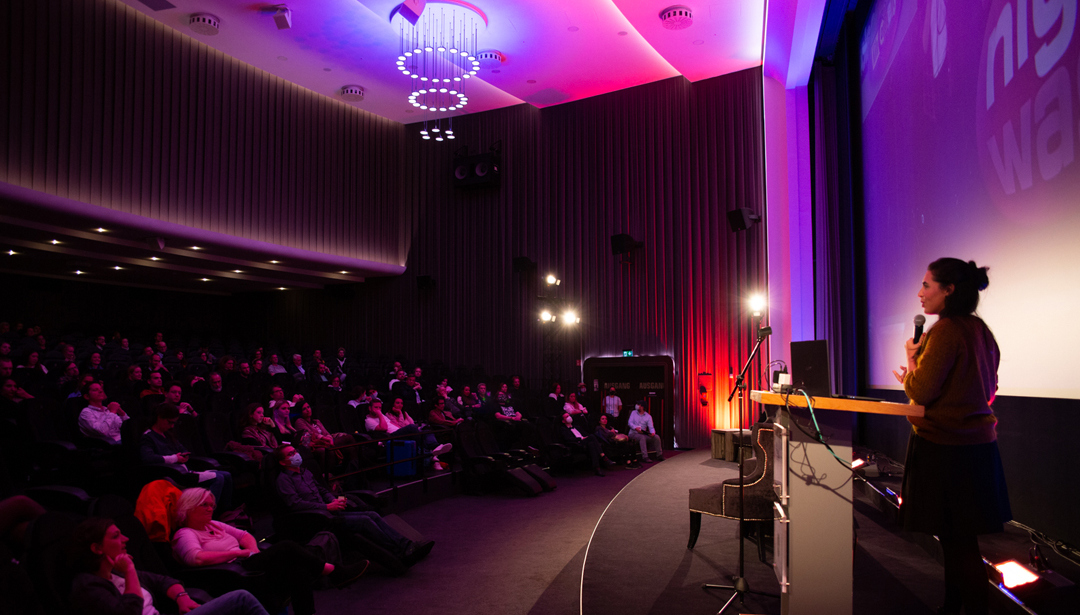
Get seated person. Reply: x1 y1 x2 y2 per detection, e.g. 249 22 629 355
270 400 299 443
557 412 613 476
427 397 463 429
365 398 451 464
295 400 358 468
456 385 481 417
273 444 432 568
164 382 198 417
140 371 166 399
172 488 367 615
78 381 128 444
265 354 287 376
140 404 233 512
594 414 637 466
627 400 663 462
69 517 268 615
239 403 278 449
563 392 589 425
267 386 303 412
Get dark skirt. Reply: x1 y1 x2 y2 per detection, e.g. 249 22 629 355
900 431 1012 536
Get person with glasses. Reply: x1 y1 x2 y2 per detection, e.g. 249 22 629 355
140 403 233 513
172 488 368 615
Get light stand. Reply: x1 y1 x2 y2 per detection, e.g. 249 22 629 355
703 322 777 613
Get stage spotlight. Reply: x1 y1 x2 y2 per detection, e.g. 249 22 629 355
546 274 561 285
540 310 553 322
562 310 578 324
749 294 767 317
994 561 1040 590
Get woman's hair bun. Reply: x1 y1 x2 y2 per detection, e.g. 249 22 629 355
968 261 990 291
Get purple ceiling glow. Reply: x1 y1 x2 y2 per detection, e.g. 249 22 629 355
116 1 828 125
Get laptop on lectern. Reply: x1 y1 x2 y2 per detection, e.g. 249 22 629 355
790 340 832 397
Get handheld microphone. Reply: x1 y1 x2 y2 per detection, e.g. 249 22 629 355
913 315 926 344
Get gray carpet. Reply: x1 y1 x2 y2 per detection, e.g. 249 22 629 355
316 461 652 615
581 450 781 615
312 450 1026 615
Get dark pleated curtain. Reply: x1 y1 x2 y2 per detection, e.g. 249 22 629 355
254 72 768 448
0 0 403 263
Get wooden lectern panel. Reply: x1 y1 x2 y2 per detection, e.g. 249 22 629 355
750 390 924 417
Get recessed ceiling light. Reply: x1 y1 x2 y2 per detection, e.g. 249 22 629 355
96 227 107 233
323 67 332 72
200 278 211 282
51 239 61 245
269 260 280 264
527 79 536 84
113 266 122 270
150 257 161 261
75 270 84 275
339 271 348 274
7 250 16 255
278 287 287 290
233 269 243 273
618 31 628 36
568 26 579 32
190 246 202 250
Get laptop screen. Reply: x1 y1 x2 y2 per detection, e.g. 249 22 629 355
790 340 832 397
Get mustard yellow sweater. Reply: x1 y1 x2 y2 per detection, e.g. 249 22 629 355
903 316 1000 445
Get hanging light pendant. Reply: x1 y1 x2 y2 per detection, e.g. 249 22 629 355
394 3 483 142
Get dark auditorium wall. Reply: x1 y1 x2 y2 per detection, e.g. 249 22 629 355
245 71 769 449
0 0 405 265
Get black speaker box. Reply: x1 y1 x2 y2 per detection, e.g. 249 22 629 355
726 208 760 232
452 153 501 188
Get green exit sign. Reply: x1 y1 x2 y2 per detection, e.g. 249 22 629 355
622 349 634 357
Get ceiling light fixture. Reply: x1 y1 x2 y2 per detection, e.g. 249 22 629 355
340 85 365 102
150 257 161 261
200 278 211 282
269 260 280 264
51 239 61 245
190 246 202 250
75 270 84 275
393 3 485 142
7 250 16 256
189 13 221 36
96 227 107 233
113 266 123 270
659 5 694 30
233 270 243 273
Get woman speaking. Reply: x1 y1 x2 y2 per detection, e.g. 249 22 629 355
894 258 1011 615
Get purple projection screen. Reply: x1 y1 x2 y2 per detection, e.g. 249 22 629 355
861 0 1080 399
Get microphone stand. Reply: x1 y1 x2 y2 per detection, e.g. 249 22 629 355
703 324 778 613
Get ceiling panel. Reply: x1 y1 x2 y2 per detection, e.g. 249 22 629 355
117 0 768 125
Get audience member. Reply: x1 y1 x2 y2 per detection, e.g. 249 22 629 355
69 517 268 615
627 400 663 462
140 404 232 510
164 382 198 417
140 371 166 398
266 354 287 376
239 404 279 449
557 412 613 477
172 488 365 614
78 381 128 444
273 445 431 567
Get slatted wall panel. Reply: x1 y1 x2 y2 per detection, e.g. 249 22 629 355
0 0 403 263
245 71 766 448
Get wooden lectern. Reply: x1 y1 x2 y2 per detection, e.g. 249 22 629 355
749 391 924 615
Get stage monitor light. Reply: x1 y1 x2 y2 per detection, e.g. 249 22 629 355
994 561 1040 589
540 310 552 322
562 310 577 325
749 294 767 316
